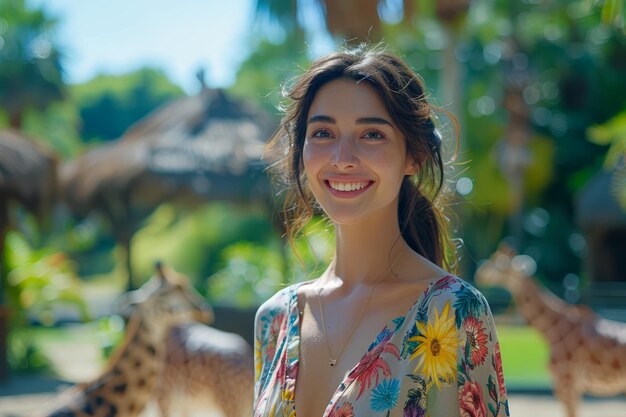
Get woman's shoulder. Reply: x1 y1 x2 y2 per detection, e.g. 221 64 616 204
255 281 306 322
421 275 492 317
439 274 487 297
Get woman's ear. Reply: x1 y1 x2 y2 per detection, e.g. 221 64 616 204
405 157 420 176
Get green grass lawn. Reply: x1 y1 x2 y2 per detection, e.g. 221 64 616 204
498 324 552 390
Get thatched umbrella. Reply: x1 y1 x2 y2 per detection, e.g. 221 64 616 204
61 86 276 291
0 128 58 379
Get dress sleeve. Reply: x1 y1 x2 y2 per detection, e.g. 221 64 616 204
253 287 290 403
253 303 267 399
456 285 510 417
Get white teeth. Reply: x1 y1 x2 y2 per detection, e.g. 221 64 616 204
329 181 369 192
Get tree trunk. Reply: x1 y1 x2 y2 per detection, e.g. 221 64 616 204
0 205 10 380
440 24 469 274
440 24 464 162
121 234 135 293
8 111 22 130
322 0 381 43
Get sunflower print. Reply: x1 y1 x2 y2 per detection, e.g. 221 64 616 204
408 301 460 388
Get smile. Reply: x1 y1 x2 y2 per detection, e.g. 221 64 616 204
328 181 370 192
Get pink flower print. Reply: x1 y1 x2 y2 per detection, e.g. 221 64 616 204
463 317 489 367
459 379 487 417
348 330 401 399
493 342 507 397
266 312 286 360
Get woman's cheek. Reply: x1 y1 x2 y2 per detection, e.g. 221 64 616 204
303 145 325 172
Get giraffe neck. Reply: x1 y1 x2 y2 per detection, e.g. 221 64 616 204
83 315 167 416
508 275 569 337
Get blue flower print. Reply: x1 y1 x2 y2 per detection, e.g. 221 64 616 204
370 378 400 413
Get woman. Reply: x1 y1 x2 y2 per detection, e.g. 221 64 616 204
254 45 509 417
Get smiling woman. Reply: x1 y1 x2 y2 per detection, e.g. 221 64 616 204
255 44 510 417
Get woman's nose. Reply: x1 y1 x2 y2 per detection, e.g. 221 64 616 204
331 138 359 169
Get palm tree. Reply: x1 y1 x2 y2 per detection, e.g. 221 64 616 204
0 0 65 129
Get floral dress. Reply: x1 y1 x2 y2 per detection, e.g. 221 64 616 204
254 275 510 417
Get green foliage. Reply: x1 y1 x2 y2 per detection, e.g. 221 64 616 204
285 217 335 280
130 201 335 307
208 217 334 307
230 37 310 114
132 203 276 292
600 0 625 29
587 110 626 168
209 241 285 306
0 0 65 128
95 314 125 359
253 0 299 37
4 230 89 326
7 327 51 373
524 136 556 201
19 100 83 158
71 68 184 142
587 110 626 210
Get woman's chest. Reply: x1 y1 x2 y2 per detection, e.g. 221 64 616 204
296 327 433 417
293 283 429 415
295 309 410 416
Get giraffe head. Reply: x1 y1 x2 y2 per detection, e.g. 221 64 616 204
116 262 214 329
475 242 537 290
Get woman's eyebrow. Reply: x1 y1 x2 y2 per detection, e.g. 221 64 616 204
308 115 335 124
356 117 392 126
307 115 392 126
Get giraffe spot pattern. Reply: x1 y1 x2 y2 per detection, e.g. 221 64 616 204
41 266 230 417
113 383 127 394
145 343 157 356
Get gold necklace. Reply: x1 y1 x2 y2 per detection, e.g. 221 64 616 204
316 254 402 367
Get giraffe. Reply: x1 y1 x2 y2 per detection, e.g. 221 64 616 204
39 262 214 417
153 321 254 417
111 273 255 417
475 243 626 417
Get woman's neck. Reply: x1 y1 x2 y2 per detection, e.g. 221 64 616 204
330 217 407 287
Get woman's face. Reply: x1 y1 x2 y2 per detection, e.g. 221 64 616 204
303 78 418 226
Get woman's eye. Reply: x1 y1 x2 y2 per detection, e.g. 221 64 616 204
362 130 385 140
310 129 332 139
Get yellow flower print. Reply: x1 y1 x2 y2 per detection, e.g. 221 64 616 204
408 301 460 389
282 385 295 402
255 337 262 377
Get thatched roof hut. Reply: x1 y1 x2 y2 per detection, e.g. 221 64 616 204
61 87 277 290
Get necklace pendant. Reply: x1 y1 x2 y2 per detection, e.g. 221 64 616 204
329 359 338 367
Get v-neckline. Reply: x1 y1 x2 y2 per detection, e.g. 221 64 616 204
287 275 452 417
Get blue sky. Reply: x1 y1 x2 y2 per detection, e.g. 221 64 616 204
29 0 258 94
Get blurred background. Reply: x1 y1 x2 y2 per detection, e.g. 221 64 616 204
0 0 624 415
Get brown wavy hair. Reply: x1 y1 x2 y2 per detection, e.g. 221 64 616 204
265 44 458 270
